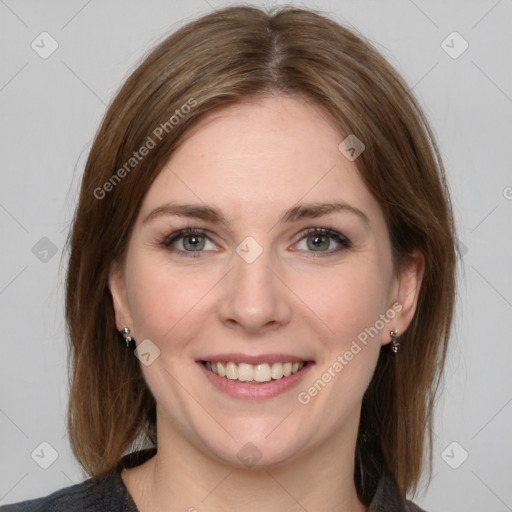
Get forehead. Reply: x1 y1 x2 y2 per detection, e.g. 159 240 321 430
139 95 381 223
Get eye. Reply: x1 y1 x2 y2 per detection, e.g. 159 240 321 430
160 226 351 258
162 228 217 257
293 227 351 255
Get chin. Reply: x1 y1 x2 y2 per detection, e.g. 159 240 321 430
197 422 311 470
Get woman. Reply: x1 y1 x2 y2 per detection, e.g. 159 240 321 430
3 5 456 511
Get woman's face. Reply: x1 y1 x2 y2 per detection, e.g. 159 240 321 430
110 95 422 468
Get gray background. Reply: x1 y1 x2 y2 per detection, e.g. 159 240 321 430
1 0 511 510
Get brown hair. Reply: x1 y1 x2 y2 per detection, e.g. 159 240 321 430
65 5 456 503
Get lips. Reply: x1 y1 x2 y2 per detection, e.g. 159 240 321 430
196 354 315 400
200 353 310 365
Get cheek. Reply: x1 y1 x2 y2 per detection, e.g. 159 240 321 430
124 254 216 346
294 266 388 426
290 257 392 411
292 258 392 346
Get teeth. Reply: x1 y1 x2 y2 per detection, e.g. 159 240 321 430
226 362 237 380
204 360 306 383
238 363 253 382
271 362 284 379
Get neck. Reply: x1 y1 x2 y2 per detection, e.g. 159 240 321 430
124 414 367 512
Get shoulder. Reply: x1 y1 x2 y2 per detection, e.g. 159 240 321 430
1 471 130 512
1 474 114 512
1 448 157 512
405 501 427 512
368 472 428 512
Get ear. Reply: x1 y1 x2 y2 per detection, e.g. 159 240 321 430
108 260 134 332
386 249 425 344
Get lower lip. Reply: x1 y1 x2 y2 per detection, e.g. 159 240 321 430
197 361 314 400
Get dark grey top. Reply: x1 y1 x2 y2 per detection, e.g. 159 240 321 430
1 448 426 511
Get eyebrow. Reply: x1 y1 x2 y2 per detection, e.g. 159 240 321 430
142 201 370 226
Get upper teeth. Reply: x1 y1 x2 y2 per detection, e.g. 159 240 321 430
205 361 305 382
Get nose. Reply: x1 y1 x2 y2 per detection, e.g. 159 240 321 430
217 248 293 334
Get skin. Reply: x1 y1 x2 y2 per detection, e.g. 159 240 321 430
109 95 424 512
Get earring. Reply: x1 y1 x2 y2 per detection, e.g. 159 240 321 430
121 327 134 347
390 330 401 353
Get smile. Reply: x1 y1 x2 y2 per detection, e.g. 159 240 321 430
203 361 306 383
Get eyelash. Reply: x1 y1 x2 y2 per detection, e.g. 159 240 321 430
160 227 352 259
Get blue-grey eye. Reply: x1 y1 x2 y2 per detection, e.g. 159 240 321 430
307 234 331 251
295 228 350 253
181 234 206 251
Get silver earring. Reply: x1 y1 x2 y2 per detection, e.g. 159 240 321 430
390 330 401 353
122 327 133 347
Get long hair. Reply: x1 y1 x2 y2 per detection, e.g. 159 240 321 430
65 5 456 503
